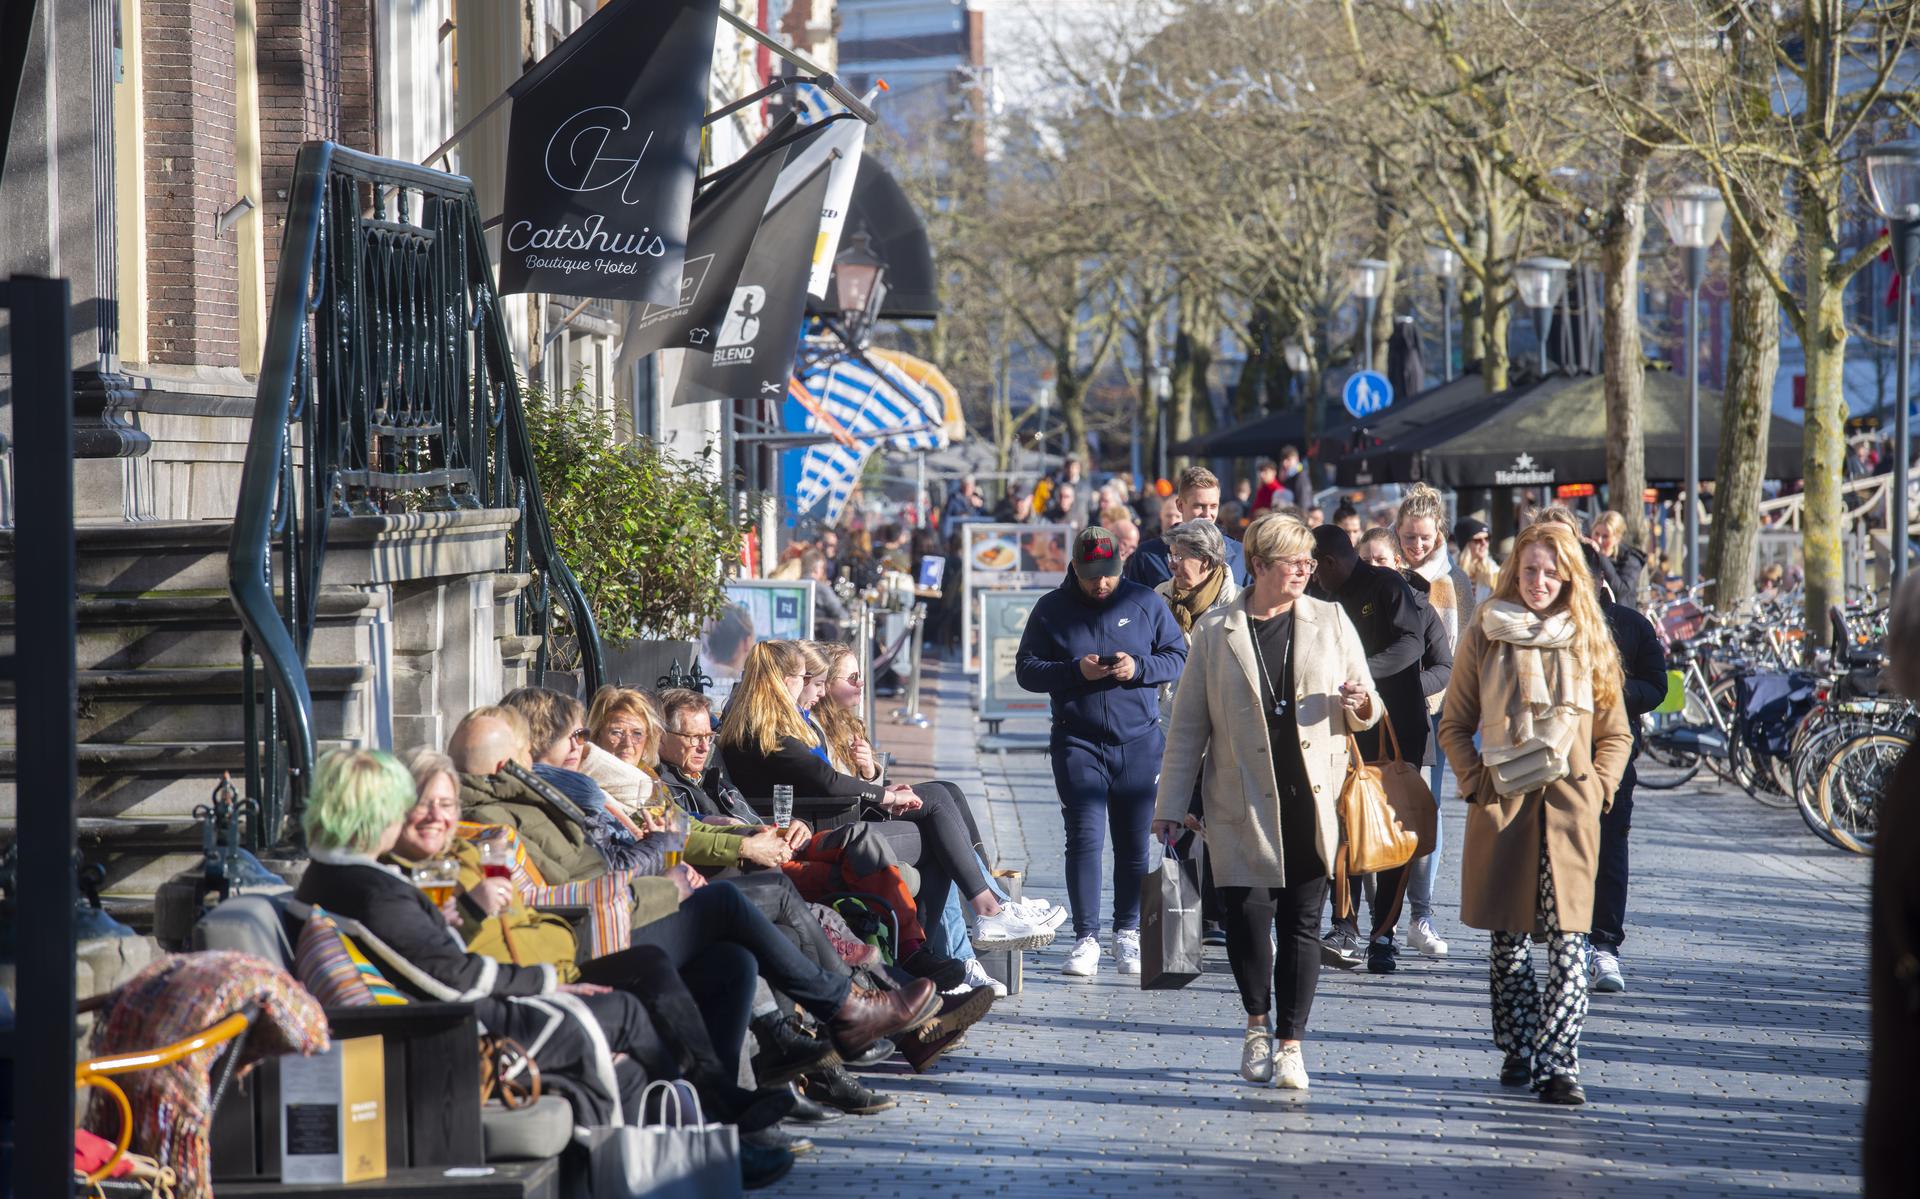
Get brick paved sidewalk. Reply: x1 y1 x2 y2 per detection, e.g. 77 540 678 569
773 658 1870 1198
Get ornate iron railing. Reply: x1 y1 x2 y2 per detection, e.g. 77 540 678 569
228 141 604 849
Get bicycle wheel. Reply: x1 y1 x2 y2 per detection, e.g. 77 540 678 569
1793 722 1855 846
1702 676 1743 783
1813 731 1903 855
1638 711 1703 791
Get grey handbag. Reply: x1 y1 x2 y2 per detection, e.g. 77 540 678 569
592 1080 742 1199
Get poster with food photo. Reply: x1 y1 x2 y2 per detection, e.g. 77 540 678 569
961 523 1071 675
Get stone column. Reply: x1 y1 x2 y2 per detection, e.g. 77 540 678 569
0 0 150 462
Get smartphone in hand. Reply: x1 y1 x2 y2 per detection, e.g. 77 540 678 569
1097 653 1120 667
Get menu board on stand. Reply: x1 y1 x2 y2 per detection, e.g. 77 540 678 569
960 522 1071 686
978 589 1052 720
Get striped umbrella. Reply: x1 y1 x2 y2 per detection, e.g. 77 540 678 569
791 350 951 522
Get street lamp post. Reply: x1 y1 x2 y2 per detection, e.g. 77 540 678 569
1865 141 1920 585
1349 258 1390 369
1652 184 1726 592
1513 256 1571 380
1429 245 1459 382
1152 365 1171 481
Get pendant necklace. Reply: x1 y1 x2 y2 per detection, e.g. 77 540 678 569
1250 612 1292 718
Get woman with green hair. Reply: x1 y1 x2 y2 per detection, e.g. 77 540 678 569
293 747 794 1136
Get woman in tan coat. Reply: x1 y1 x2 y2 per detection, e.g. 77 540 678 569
1153 513 1380 1091
1439 522 1633 1107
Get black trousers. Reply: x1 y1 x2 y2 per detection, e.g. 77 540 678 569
1332 865 1411 942
1219 875 1330 1040
474 988 665 1124
600 881 851 1077
1591 764 1635 954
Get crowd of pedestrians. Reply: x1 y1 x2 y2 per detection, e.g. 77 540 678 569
977 458 1673 1108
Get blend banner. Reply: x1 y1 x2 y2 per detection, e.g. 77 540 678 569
617 125 803 367
672 160 832 406
498 0 719 304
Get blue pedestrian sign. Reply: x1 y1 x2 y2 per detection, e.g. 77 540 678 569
1344 370 1394 419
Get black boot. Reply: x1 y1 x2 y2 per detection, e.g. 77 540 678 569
751 1013 840 1088
782 1082 844 1124
801 1064 895 1114
1539 1075 1587 1106
741 1141 794 1190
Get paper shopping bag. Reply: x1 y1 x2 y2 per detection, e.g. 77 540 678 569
1139 844 1203 990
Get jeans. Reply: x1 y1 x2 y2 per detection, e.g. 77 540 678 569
1408 712 1447 923
1051 733 1160 939
1590 764 1635 954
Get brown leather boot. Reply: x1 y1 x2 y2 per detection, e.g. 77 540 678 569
826 978 940 1059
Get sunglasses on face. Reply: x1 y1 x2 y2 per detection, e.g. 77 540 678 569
568 727 590 745
835 672 862 686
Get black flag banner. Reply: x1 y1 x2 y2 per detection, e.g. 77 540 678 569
673 160 832 407
498 0 719 304
618 121 828 369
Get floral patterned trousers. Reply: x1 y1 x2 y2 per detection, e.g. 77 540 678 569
1488 827 1590 1087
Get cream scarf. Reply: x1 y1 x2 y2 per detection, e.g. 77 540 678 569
1477 600 1592 795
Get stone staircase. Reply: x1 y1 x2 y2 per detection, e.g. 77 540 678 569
0 508 531 921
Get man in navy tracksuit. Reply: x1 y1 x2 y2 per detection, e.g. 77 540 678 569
1016 526 1187 979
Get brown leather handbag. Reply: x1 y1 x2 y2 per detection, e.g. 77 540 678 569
1370 713 1438 858
1334 732 1420 918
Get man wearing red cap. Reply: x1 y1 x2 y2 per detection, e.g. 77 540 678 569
1016 526 1188 979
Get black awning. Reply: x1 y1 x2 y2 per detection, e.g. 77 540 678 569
1170 407 1309 458
849 157 937 320
1336 368 1806 488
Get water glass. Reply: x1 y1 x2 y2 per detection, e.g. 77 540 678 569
772 784 794 830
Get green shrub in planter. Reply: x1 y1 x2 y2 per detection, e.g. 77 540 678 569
521 380 747 645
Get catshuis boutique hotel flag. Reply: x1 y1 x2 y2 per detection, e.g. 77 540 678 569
498 0 719 304
673 159 832 407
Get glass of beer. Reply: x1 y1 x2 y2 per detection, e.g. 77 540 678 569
662 807 690 870
415 857 460 907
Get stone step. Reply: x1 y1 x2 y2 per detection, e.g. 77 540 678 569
0 589 385 673
0 737 360 822
0 508 516 599
0 664 372 744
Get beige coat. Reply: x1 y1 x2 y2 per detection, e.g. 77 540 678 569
1154 594 1382 888
1438 623 1635 934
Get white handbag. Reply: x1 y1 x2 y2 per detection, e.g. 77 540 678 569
591 1080 742 1199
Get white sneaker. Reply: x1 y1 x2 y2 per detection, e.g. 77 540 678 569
1273 1042 1310 1090
1062 935 1101 978
972 906 1057 951
960 955 1009 998
1240 1028 1275 1083
1013 895 1075 933
1590 948 1626 993
1408 917 1450 958
1114 930 1141 975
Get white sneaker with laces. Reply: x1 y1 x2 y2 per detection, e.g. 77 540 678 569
1114 930 1142 975
1408 917 1450 958
972 906 1057 951
1273 1043 1311 1090
1240 1028 1275 1083
1062 935 1101 978
961 955 1009 998
1017 899 1069 931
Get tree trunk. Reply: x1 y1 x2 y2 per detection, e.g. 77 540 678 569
1707 219 1788 609
1055 340 1090 468
1798 173 1851 644
1135 320 1160 482
1480 177 1511 394
1170 283 1214 472
1601 144 1652 548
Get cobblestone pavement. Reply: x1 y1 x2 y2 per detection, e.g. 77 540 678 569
774 661 1871 1198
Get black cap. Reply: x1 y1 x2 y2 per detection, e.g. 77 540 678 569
1453 516 1490 546
1073 527 1124 578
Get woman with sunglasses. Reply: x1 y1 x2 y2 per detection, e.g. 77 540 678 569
1151 512 1381 1091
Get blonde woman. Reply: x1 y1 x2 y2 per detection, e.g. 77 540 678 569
1589 511 1646 607
1151 513 1380 1090
1454 517 1499 607
1438 522 1634 1106
719 641 1051 985
1395 484 1473 958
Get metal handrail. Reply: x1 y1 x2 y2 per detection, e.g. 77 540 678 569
228 141 603 848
